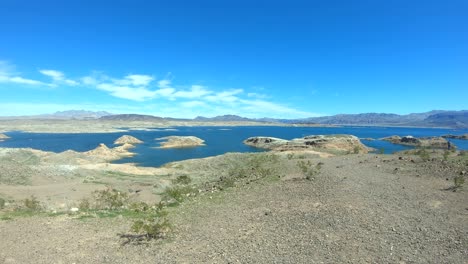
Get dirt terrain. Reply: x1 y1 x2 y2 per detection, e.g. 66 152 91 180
0 149 467 263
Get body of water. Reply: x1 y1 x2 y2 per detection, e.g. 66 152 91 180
1 126 467 167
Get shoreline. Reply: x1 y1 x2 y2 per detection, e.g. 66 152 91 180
2 118 463 134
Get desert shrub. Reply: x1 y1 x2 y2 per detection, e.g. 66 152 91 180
161 186 196 205
23 195 42 211
130 217 171 240
0 198 5 209
453 175 465 191
416 148 430 162
93 188 129 210
443 150 450 161
297 160 322 180
172 175 192 185
287 153 295 160
78 199 91 211
353 146 360 154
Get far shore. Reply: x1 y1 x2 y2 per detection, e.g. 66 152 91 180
0 119 336 133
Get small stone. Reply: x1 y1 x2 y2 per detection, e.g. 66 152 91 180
70 207 79 213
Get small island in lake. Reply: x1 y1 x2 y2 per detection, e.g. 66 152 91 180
156 136 205 148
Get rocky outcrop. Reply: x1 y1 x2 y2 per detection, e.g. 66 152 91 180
381 135 453 149
0 133 10 141
442 134 468 140
157 136 205 148
114 135 143 145
244 134 370 154
84 143 135 161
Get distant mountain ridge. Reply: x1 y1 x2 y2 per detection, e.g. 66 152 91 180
194 115 254 122
293 110 468 128
0 110 112 120
0 110 467 128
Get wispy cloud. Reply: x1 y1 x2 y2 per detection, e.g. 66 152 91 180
39 69 79 86
0 61 48 86
0 60 317 118
172 85 212 99
205 89 243 103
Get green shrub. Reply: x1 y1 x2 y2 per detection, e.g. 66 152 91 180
161 186 196 204
297 160 322 180
353 146 360 154
443 150 450 161
416 148 430 162
378 148 385 154
172 175 192 185
453 175 465 191
131 217 171 240
23 195 42 211
0 198 5 209
93 188 129 210
78 199 91 211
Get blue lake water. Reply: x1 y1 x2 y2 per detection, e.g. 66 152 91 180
1 126 467 167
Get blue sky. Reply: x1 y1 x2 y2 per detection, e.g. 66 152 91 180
0 0 467 118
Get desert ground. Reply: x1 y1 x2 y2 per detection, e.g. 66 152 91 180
0 133 467 264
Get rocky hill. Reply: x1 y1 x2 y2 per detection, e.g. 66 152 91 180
194 115 255 122
294 110 468 128
99 114 166 122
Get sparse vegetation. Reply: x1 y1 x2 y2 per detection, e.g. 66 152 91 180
0 198 5 209
172 175 192 185
452 175 465 191
23 195 42 211
416 147 431 162
129 216 171 242
161 185 197 205
297 160 322 180
218 153 280 189
353 146 360 154
443 150 450 161
93 188 129 210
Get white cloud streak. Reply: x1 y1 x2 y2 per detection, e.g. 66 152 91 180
0 60 317 118
0 61 48 86
39 69 79 86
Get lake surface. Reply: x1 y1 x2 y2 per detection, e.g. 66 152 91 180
1 126 468 167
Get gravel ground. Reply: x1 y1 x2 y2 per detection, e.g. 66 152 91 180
0 154 467 263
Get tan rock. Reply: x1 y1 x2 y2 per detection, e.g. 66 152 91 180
157 136 205 148
114 135 143 145
244 134 370 154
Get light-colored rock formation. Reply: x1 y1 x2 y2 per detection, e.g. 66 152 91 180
84 143 135 161
381 135 453 149
0 133 10 141
244 134 370 154
157 136 205 148
442 134 468 140
114 135 143 145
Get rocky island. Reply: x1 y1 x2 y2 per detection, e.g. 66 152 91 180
113 135 143 145
381 135 453 149
0 133 9 141
442 134 468 140
244 134 371 154
156 136 205 148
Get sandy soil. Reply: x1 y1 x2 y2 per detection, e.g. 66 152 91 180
0 152 467 263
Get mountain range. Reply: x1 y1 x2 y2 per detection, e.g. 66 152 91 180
1 110 467 128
